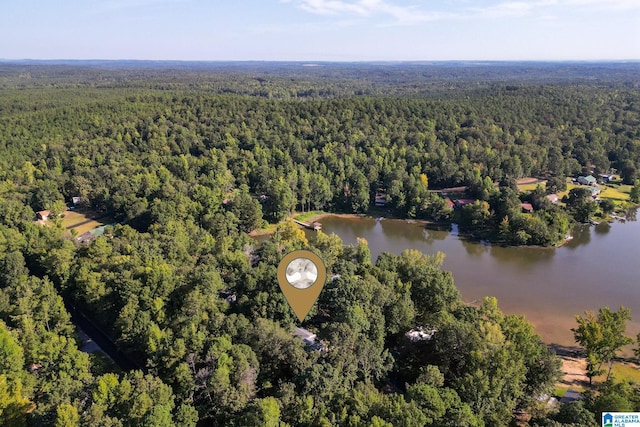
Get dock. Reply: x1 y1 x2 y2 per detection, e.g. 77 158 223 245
293 219 322 231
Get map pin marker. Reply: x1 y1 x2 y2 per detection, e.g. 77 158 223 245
277 250 327 322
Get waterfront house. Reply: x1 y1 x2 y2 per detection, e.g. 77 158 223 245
374 191 387 207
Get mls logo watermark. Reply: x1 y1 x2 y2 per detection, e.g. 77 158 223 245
603 412 640 427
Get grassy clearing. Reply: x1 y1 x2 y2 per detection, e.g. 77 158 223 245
60 211 109 234
294 210 329 223
595 362 640 384
599 185 631 202
557 182 577 201
518 181 546 192
554 387 569 397
249 222 278 237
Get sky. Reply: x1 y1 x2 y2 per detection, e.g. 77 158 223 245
1 0 639 61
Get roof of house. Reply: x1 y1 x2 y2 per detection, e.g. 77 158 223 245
292 327 326 351
579 175 596 183
405 326 437 342
546 194 559 202
521 203 534 212
559 389 583 404
293 327 316 343
455 199 476 206
37 210 51 218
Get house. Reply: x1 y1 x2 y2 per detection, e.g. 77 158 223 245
559 389 583 405
28 363 42 372
546 194 559 204
444 198 455 209
293 327 317 346
36 210 51 221
521 203 534 213
218 291 237 304
293 327 327 352
374 191 387 207
454 199 476 208
405 326 437 342
587 186 601 198
598 174 615 183
72 196 80 205
577 175 596 186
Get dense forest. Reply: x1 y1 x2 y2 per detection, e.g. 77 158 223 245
1 62 640 426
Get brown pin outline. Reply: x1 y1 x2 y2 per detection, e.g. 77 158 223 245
277 250 327 322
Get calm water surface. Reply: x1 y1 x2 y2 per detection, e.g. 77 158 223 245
313 213 640 346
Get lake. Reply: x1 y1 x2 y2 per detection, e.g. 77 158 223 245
310 213 640 347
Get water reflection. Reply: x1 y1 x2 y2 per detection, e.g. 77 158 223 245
594 222 611 235
626 208 637 222
488 245 555 269
461 238 491 257
564 224 591 250
422 224 449 244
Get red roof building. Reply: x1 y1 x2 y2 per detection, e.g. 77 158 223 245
521 203 534 213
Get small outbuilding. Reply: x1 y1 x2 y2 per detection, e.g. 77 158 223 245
521 203 534 213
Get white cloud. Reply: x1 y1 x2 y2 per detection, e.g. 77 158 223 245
562 0 640 10
284 0 640 25
471 0 557 18
283 0 450 24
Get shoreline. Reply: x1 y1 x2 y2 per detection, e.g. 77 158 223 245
250 207 637 249
249 212 439 237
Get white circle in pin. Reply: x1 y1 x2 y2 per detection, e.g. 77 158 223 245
285 257 318 289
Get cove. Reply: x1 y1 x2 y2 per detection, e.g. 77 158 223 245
311 213 640 347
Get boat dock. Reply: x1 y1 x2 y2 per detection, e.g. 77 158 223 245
293 219 322 231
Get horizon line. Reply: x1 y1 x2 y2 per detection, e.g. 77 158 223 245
2 58 640 64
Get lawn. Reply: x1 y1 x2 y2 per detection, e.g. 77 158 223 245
595 361 640 384
60 211 109 235
517 181 546 192
556 183 576 201
294 210 329 223
599 184 631 202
